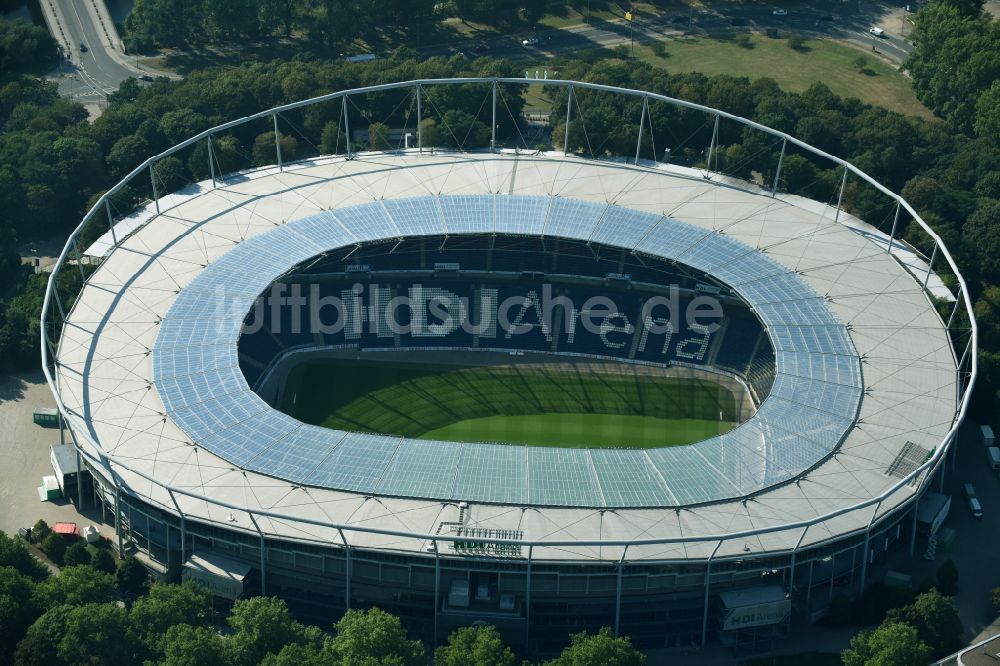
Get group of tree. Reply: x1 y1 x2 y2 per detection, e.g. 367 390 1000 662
906 0 1000 136
841 588 964 665
1 526 645 665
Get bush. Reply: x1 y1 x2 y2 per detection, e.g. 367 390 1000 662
31 520 51 545
788 36 809 52
734 33 754 49
40 534 65 566
90 549 116 575
116 556 148 597
650 41 668 58
63 543 91 568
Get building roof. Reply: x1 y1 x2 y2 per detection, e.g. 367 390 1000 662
54 153 959 561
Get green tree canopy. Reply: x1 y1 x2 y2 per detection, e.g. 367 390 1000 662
884 588 963 657
328 607 426 666
130 580 214 654
161 623 231 666
841 622 932 666
227 596 317 666
33 565 117 609
544 627 645 666
435 625 515 666
905 1 1000 132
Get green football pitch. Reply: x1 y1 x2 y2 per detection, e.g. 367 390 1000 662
288 359 740 449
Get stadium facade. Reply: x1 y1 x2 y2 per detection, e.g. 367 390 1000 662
43 79 976 654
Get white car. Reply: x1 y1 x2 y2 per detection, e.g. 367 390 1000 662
869 26 885 37
772 9 788 16
522 37 539 47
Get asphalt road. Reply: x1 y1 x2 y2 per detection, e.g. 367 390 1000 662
54 1 136 102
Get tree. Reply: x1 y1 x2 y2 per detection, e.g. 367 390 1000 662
0 566 41 660
435 625 515 666
419 118 443 148
130 581 214 654
161 624 230 666
936 559 959 595
367 121 391 151
975 80 1000 143
252 131 298 166
842 623 932 666
90 549 116 575
116 556 149 598
33 565 116 608
107 133 152 179
328 607 425 666
905 2 1000 132
39 533 65 566
885 588 963 657
154 155 189 194
62 542 91 568
939 0 985 16
544 627 645 666
0 531 49 582
227 596 314 666
13 604 72 666
853 56 869 73
320 120 346 154
29 521 51 546
57 603 138 665
994 587 1000 614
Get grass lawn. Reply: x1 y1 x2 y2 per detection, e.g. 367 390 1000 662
420 413 733 447
291 358 740 448
633 34 933 119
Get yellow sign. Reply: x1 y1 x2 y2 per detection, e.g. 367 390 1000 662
625 11 633 21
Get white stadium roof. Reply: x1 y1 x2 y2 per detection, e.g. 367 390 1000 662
53 151 960 562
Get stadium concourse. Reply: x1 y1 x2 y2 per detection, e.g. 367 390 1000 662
51 144 961 651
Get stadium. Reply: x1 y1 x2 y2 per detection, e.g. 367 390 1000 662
43 78 975 654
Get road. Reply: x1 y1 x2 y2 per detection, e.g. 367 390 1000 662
54 1 132 101
427 2 913 69
40 0 174 106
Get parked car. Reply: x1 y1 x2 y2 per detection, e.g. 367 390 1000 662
138 74 153 82
819 14 834 21
772 9 788 16
969 496 984 519
869 26 885 37
522 37 539 47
